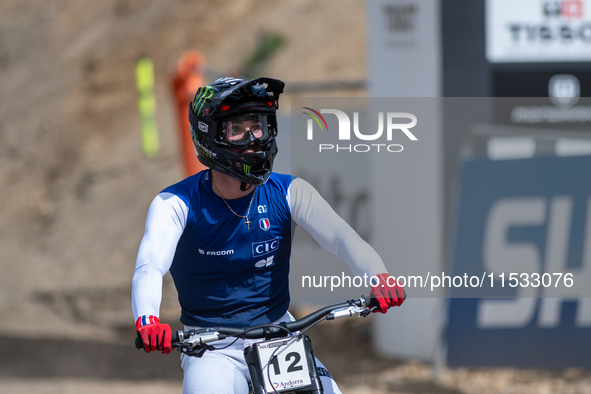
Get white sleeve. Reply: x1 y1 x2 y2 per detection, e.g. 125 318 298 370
131 192 188 321
288 178 388 277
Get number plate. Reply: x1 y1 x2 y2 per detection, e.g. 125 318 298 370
255 336 312 393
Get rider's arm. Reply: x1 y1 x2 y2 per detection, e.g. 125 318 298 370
132 192 188 321
288 177 388 277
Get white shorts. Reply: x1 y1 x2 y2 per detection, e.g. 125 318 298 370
180 312 342 394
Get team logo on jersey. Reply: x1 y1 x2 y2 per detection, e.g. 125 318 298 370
252 237 279 257
259 218 271 231
255 255 275 268
198 248 234 256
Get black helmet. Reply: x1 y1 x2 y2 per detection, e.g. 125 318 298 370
188 76 285 186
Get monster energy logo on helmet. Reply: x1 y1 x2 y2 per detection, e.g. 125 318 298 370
191 86 214 115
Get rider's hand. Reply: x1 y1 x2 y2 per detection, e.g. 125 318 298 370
369 273 405 313
136 315 172 354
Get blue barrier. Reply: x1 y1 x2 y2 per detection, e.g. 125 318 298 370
447 155 591 367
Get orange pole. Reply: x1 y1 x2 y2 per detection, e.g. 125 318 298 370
171 51 208 177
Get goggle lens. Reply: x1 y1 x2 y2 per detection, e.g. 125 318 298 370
220 114 273 145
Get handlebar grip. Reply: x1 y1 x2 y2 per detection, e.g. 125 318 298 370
171 330 180 344
366 296 380 309
136 330 179 350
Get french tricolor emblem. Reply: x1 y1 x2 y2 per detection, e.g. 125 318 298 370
259 218 270 231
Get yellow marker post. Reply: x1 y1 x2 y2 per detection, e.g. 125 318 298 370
135 56 160 158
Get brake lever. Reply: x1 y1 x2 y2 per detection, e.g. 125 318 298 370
357 295 377 317
327 305 368 320
177 343 215 358
360 307 376 317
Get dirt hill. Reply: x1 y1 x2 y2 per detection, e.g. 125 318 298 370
0 0 366 341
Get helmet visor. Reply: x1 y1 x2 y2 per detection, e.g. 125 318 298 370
219 113 276 147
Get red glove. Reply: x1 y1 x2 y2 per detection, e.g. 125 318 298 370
369 273 405 313
136 315 172 354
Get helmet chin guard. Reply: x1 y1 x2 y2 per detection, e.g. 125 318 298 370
188 77 284 186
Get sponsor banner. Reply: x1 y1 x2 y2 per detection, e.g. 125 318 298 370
447 155 591 367
366 0 442 363
486 0 591 63
367 0 441 97
493 72 591 131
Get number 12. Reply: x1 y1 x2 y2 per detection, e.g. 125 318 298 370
269 352 304 375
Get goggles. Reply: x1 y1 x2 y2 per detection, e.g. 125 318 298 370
219 113 276 147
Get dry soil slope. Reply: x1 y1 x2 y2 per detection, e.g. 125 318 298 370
0 0 366 341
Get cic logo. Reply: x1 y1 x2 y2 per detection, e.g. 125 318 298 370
303 107 418 153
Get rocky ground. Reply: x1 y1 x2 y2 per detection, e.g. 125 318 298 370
0 1 590 393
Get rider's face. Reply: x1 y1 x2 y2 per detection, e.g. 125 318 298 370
225 117 264 142
223 115 266 155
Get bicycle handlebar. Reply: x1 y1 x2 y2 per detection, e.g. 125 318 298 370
136 295 379 350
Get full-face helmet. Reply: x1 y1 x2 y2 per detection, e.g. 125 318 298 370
188 77 285 186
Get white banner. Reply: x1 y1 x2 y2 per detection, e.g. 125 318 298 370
366 0 443 362
486 0 591 62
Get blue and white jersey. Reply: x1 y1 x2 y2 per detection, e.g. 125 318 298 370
132 170 388 328
166 171 293 327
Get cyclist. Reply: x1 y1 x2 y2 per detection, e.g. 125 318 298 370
131 76 405 394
